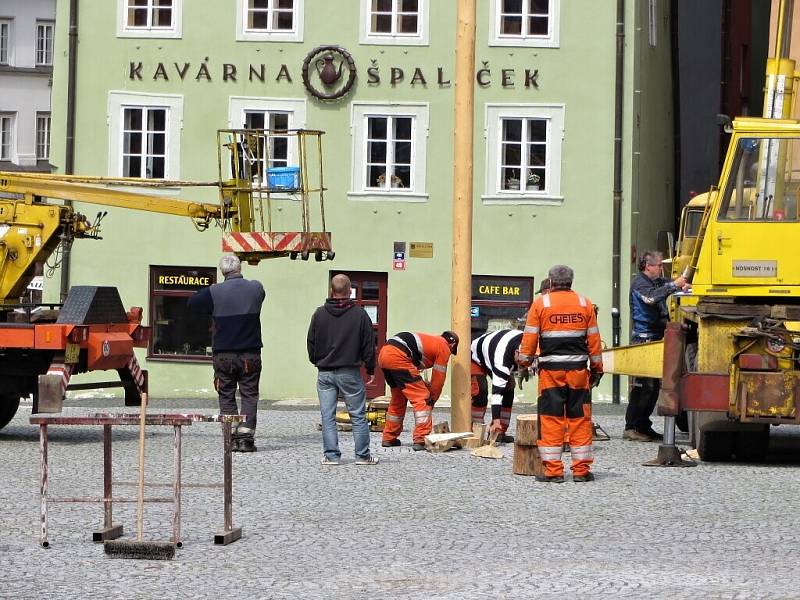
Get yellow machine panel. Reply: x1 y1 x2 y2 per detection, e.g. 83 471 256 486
696 317 748 374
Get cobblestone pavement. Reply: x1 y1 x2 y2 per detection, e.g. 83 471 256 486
2 401 800 600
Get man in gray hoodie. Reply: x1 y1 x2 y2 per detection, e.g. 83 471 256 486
307 274 378 465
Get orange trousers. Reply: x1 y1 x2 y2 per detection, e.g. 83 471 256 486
537 369 593 477
379 345 433 444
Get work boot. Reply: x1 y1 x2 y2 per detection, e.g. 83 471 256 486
497 433 515 444
573 472 595 483
641 428 663 441
231 437 242 452
535 474 565 483
411 442 426 452
381 439 401 447
238 436 257 453
622 429 653 442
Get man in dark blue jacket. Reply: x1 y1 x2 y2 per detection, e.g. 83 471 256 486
307 274 377 465
188 255 265 452
624 250 688 442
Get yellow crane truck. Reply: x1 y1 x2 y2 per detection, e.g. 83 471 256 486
605 117 800 462
0 129 332 430
604 0 800 464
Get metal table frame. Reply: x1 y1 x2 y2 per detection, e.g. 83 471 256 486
30 413 244 548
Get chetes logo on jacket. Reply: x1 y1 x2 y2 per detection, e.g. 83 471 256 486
549 313 586 324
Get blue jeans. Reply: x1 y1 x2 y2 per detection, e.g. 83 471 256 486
317 368 371 460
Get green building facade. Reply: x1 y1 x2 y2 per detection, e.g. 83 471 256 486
48 0 675 402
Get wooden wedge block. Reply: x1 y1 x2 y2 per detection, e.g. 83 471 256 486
424 432 471 453
457 436 483 449
515 414 538 446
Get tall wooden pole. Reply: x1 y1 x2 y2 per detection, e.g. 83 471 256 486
450 0 476 433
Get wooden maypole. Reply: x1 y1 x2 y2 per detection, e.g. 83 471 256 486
450 0 476 432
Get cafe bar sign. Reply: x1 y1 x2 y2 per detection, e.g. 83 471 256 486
472 275 533 303
128 46 540 101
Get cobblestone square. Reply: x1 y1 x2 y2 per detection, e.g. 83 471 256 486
2 401 799 599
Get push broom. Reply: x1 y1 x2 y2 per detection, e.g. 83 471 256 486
104 392 176 560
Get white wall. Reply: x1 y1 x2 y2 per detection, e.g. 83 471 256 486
0 0 56 166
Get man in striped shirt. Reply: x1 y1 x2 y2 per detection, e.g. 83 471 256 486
518 265 603 483
470 329 523 444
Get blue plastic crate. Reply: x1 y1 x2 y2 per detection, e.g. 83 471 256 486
266 166 300 190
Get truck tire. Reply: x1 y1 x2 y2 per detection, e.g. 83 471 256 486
733 427 770 462
697 430 736 462
0 395 21 431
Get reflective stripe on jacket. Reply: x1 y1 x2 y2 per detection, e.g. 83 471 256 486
519 289 603 373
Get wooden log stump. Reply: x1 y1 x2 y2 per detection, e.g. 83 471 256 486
472 423 487 442
433 421 451 434
515 414 538 446
513 444 544 476
513 414 543 476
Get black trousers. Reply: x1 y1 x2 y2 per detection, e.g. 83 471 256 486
624 336 661 432
213 351 261 433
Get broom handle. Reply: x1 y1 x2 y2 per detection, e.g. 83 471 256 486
136 392 148 541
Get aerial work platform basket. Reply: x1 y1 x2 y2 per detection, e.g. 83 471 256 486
216 128 333 263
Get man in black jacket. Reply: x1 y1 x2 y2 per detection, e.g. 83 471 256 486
624 250 688 442
188 255 265 452
307 274 378 465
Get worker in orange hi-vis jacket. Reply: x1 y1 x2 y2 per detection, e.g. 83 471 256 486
517 265 603 483
379 331 459 451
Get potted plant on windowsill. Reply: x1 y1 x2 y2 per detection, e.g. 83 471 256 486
505 170 520 190
526 171 541 191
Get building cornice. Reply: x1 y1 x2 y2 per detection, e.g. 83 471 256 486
0 65 53 76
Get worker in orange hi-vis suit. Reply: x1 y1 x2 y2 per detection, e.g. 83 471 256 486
517 265 603 483
379 331 459 451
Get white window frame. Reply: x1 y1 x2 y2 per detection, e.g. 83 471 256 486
489 0 560 48
228 97 307 189
0 19 13 66
107 92 183 180
483 103 565 205
359 0 429 46
36 112 51 160
117 0 183 39
35 21 54 66
236 0 304 43
349 102 428 201
0 113 15 161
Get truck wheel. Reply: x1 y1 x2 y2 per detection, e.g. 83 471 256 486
697 430 736 462
0 395 21 430
733 427 770 462
675 411 689 433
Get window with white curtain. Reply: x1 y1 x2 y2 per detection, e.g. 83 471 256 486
35 21 54 66
36 113 51 160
